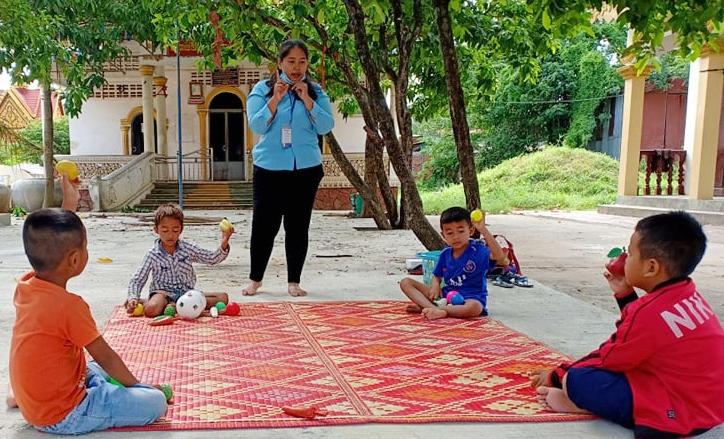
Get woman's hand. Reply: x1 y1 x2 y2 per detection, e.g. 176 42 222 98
292 81 314 110
267 80 290 117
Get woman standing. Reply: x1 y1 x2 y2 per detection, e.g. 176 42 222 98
243 39 334 297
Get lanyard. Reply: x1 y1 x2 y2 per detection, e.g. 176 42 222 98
287 91 297 125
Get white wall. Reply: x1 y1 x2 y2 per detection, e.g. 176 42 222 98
331 111 365 153
69 98 134 155
70 60 364 156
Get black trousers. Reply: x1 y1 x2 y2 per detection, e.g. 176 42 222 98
249 164 324 283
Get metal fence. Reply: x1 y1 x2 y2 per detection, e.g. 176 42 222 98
154 149 213 182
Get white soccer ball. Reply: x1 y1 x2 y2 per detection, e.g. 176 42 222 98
176 290 207 320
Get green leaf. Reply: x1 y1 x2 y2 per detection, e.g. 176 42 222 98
607 247 623 258
542 9 551 30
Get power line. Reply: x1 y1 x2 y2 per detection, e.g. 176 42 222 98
501 93 624 105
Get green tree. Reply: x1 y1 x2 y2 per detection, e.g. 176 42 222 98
0 0 157 206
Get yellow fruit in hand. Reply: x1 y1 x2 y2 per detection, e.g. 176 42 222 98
219 218 233 232
55 160 80 181
132 303 144 317
471 209 485 223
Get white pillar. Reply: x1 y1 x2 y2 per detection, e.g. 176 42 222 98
154 67 168 156
682 59 701 195
140 64 156 153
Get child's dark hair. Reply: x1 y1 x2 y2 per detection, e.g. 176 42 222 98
440 207 471 228
265 39 319 101
154 204 184 227
23 208 85 272
635 211 706 278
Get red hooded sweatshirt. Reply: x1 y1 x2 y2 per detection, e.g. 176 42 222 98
551 279 724 435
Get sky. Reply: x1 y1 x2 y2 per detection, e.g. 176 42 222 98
0 71 10 89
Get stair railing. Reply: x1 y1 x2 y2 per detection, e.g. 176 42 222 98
155 149 213 182
88 151 156 211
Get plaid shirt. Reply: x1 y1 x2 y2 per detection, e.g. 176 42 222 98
127 239 229 301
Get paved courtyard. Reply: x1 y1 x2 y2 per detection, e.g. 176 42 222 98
0 210 721 438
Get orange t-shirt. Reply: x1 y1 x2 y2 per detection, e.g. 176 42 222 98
10 272 100 427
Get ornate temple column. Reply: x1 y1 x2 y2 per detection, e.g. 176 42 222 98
153 68 169 156
139 64 156 153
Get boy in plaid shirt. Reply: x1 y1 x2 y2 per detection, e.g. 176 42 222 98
125 204 233 317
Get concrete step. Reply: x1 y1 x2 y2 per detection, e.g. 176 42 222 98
135 181 253 210
598 204 724 226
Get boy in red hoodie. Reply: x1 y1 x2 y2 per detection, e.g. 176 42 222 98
531 211 724 438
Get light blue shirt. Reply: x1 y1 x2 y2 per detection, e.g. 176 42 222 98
247 80 335 171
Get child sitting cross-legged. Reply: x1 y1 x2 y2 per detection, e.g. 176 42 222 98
531 211 724 437
10 209 168 434
125 204 233 317
400 206 506 320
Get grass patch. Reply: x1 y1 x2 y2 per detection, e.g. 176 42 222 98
420 147 618 214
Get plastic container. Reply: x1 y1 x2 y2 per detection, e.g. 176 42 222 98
350 192 364 217
416 250 442 286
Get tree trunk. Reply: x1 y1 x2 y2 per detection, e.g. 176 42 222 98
364 127 398 226
434 0 481 212
325 132 391 229
41 82 54 208
361 134 378 218
343 0 444 249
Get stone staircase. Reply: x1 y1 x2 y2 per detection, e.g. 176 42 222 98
136 182 253 210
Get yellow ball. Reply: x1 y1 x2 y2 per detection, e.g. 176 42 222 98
471 209 484 223
132 303 144 317
55 160 79 181
219 218 233 232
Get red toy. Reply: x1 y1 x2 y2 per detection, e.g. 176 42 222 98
221 301 240 316
606 247 627 277
282 405 328 419
148 316 179 327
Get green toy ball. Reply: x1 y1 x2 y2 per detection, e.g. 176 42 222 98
215 302 227 311
107 376 123 387
160 384 173 402
164 304 177 317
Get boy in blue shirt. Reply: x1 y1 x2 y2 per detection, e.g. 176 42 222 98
400 207 506 320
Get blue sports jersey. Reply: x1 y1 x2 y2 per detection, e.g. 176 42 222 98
433 239 490 310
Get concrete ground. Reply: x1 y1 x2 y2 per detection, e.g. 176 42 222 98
0 210 721 438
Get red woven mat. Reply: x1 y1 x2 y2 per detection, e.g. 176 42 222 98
103 301 591 430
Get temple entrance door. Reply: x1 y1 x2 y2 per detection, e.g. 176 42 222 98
209 92 245 180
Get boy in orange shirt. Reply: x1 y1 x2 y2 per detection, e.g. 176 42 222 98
9 208 168 434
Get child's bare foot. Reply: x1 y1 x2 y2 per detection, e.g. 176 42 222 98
421 307 447 320
529 369 551 389
242 281 262 296
288 283 307 297
406 304 422 314
6 385 17 408
536 386 588 413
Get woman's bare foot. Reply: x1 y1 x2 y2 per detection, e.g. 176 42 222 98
288 283 307 297
406 304 422 314
421 307 447 320
242 280 262 296
536 386 588 413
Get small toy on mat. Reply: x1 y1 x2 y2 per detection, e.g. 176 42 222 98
106 377 174 404
446 290 465 305
130 303 145 317
164 304 177 317
176 290 207 320
282 405 328 419
149 315 179 326
221 301 240 316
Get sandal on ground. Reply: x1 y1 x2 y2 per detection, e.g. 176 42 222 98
509 274 534 288
492 275 514 288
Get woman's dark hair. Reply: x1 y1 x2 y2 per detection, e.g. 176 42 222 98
265 39 318 101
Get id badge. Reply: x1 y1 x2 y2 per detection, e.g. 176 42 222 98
282 127 292 149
